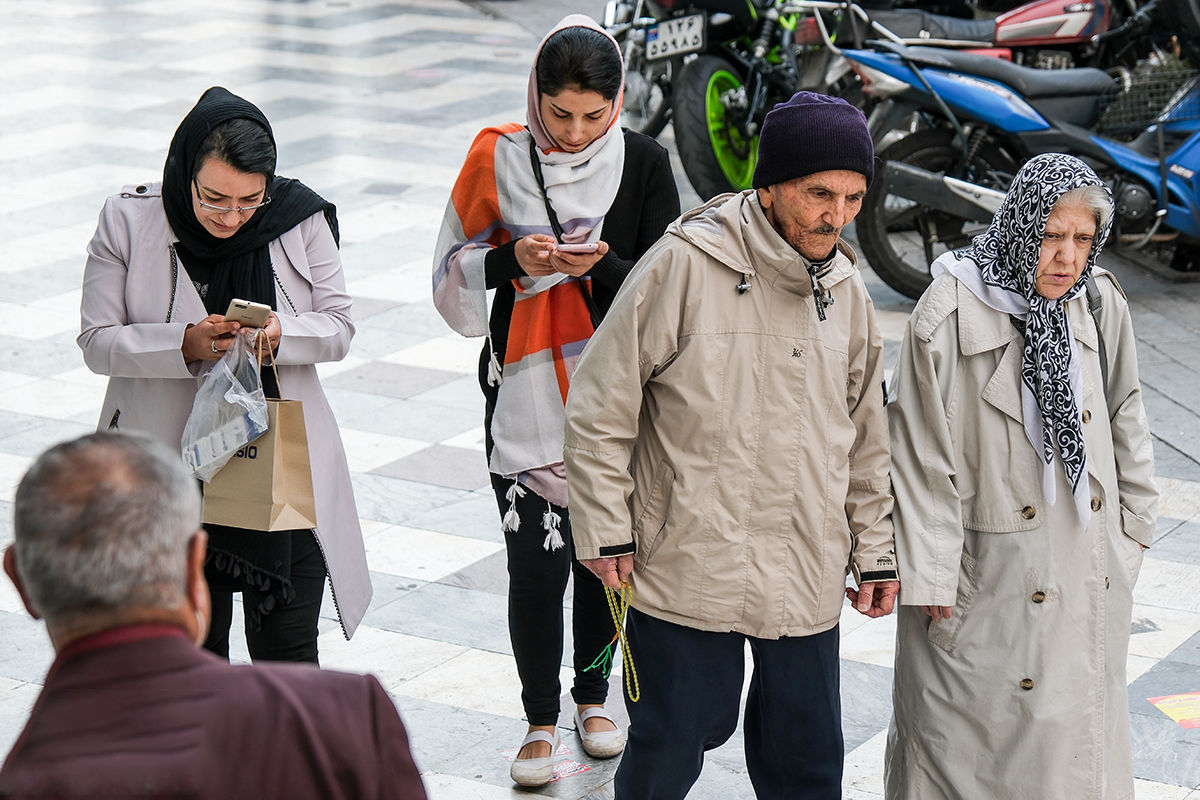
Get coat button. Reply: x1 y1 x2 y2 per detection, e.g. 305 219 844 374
135 184 147 194
1091 497 1102 512
1020 678 1035 690
1082 409 1092 423
1032 591 1046 603
1021 505 1037 520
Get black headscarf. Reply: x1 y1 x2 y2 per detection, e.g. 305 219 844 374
165 88 338 637
163 86 339 319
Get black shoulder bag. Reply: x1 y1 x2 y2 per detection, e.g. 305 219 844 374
527 136 603 330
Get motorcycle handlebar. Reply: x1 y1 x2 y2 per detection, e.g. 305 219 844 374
1093 0 1159 44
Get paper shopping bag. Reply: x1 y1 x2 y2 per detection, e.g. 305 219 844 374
202 398 317 531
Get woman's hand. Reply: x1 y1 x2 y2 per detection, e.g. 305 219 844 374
263 312 281 353
515 234 558 277
550 241 609 277
921 605 954 622
182 314 241 363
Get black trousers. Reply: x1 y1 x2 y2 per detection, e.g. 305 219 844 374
491 474 617 726
203 530 327 664
615 608 844 800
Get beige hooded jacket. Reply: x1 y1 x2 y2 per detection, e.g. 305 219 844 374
564 190 895 639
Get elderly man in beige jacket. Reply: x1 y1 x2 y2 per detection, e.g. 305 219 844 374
564 92 898 799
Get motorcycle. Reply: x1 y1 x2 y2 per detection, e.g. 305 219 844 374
619 0 1139 200
840 0 1200 299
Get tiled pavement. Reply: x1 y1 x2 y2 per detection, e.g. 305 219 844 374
2 1 1200 798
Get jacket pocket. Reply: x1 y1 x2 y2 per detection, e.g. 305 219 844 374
926 550 977 655
633 459 674 566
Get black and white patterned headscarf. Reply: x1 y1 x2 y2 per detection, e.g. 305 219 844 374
932 153 1113 523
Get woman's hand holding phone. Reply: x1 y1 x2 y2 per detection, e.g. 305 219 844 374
551 240 608 277
515 234 558 276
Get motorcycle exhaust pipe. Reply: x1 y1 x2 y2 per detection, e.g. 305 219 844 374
881 161 1007 224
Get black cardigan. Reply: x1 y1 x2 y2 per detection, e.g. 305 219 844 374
479 129 682 454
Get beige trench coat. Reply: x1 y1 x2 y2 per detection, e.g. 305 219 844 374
78 184 372 638
565 190 896 640
885 270 1158 799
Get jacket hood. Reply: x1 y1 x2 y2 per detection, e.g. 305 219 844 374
665 190 860 294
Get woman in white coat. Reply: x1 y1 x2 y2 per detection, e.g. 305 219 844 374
885 153 1158 799
78 87 371 662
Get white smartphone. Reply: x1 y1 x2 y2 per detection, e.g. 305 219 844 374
224 298 271 328
555 242 600 254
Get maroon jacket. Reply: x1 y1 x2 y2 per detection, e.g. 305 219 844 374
0 625 427 799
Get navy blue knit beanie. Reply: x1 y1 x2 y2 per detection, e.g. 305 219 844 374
751 91 874 189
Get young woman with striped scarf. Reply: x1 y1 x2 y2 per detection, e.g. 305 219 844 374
432 15 680 787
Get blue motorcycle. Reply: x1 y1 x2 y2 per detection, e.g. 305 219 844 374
840 0 1200 299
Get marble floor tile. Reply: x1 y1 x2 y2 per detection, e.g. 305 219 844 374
1150 520 1200 566
1133 779 1195 799
840 614 897 669
1158 477 1200 521
0 453 35 500
0 377 105 422
1134 559 1200 614
365 523 504 582
1131 653 1164 685
393 647 572 721
402 490 505 542
351 471 475 527
338 427 427 473
844 729 888 797
344 396 482 443
409 374 486 413
318 624 468 692
314 353 370 381
367 580 514 655
322 360 461 400
372 443 491 492
1130 605 1200 661
0 300 78 341
438 549 510 597
0 678 42 761
382 335 482 375
420 773 519 800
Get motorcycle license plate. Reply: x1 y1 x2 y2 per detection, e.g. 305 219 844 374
646 13 705 61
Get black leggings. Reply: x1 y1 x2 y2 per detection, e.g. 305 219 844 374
491 474 618 726
203 531 327 664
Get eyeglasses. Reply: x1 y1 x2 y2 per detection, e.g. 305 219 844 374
193 177 272 214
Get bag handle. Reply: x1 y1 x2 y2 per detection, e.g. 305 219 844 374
527 135 603 330
253 329 283 400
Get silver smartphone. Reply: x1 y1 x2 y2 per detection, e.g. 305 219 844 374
223 298 271 328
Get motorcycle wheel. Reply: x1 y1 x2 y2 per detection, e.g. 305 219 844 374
672 55 758 200
615 27 676 138
857 127 1018 300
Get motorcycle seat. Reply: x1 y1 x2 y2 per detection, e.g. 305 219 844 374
866 9 997 44
896 44 1115 99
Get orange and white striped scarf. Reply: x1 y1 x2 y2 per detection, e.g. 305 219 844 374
432 16 624 497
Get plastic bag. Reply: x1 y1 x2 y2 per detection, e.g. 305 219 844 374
181 329 270 482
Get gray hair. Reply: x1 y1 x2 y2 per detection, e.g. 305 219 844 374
12 431 201 620
1056 184 1113 234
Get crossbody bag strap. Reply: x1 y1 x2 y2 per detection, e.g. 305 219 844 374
1085 273 1109 401
527 135 603 330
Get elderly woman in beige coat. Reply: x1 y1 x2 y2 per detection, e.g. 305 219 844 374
885 153 1158 799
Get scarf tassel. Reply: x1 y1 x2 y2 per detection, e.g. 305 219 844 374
486 336 503 387
501 480 526 532
542 504 564 551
